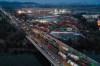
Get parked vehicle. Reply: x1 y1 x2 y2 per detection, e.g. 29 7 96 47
55 59 60 64
68 53 79 61
67 60 79 66
58 51 66 59
51 55 55 60
61 46 69 51
49 45 59 54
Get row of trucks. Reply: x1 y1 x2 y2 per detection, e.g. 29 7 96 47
32 30 93 66
47 43 92 66
47 43 79 66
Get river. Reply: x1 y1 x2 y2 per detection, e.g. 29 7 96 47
0 53 42 66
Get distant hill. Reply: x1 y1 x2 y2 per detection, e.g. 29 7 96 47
0 1 40 10
0 1 39 5
0 1 100 9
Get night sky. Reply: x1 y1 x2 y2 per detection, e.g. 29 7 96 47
0 0 100 4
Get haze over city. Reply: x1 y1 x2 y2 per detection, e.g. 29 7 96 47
0 0 100 4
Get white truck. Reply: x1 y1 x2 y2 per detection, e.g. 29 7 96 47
61 46 69 51
67 60 79 66
68 53 79 61
58 51 66 59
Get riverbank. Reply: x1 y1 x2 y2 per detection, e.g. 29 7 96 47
0 53 41 66
0 48 51 66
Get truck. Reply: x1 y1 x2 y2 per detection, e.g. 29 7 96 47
49 45 59 54
58 46 67 54
68 53 79 61
58 51 66 59
67 60 79 66
61 46 69 51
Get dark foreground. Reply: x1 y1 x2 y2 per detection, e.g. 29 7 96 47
0 52 50 66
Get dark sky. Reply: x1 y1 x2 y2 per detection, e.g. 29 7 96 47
0 0 100 4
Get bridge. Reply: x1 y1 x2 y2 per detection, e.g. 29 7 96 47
0 7 100 66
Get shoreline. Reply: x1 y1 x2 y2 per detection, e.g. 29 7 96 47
0 48 51 66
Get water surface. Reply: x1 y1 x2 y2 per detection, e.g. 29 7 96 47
0 53 41 66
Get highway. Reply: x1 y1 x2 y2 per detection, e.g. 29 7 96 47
0 7 100 66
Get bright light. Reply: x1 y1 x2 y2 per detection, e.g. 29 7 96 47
62 9 66 13
28 10 32 13
17 10 25 14
17 10 22 14
97 20 100 26
55 9 57 12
